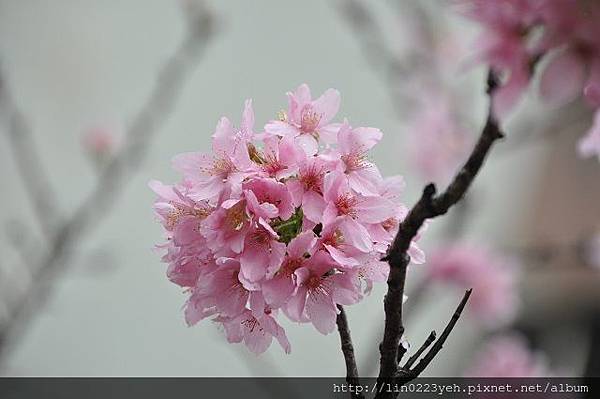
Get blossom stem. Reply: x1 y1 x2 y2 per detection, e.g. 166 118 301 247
0 72 60 239
376 71 503 394
336 305 364 399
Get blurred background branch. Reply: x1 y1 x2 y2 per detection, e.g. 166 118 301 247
0 1 215 364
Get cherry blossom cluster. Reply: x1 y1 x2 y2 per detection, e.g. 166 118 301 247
150 84 421 354
458 0 600 160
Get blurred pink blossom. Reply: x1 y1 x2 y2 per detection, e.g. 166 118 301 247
82 127 119 160
464 333 550 377
407 90 472 184
427 243 519 327
458 0 600 160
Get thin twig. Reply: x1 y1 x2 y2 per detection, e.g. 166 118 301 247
0 4 215 363
376 71 502 389
336 305 364 399
407 289 472 377
0 74 60 239
402 330 436 370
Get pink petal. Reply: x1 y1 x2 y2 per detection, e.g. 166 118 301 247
260 315 292 354
295 134 318 156
339 217 373 253
240 246 269 282
540 50 586 106
240 99 254 136
262 276 296 307
324 244 359 268
264 120 299 137
330 273 362 305
244 324 272 355
348 166 383 196
313 88 341 126
302 191 326 223
356 196 396 224
306 292 337 334
286 284 308 321
172 152 211 177
286 179 304 208
288 231 317 258
212 117 236 155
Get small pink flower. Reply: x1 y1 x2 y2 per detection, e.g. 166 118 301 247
457 0 540 116
173 101 256 203
286 155 329 223
243 177 294 221
322 171 396 231
218 291 291 354
262 231 317 307
333 120 384 195
200 198 250 257
286 250 361 334
185 258 249 326
264 84 341 155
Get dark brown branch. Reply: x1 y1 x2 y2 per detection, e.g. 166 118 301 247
407 289 472 377
0 73 60 239
403 330 436 370
336 305 364 399
0 4 215 362
376 71 502 386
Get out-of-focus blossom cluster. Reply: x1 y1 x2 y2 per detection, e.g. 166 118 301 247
464 333 550 377
82 126 119 165
457 0 600 160
150 84 423 354
426 243 519 328
407 88 472 184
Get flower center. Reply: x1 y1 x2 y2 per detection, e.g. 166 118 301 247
382 217 398 232
279 257 304 277
322 229 344 248
341 150 369 172
300 106 321 133
335 193 358 218
225 202 248 230
241 316 263 333
300 165 324 193
210 156 236 178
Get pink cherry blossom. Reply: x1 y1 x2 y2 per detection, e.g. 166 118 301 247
218 292 291 355
426 243 519 327
464 333 550 377
264 84 341 155
151 84 419 354
173 101 256 204
332 120 384 195
457 0 541 117
458 0 600 160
